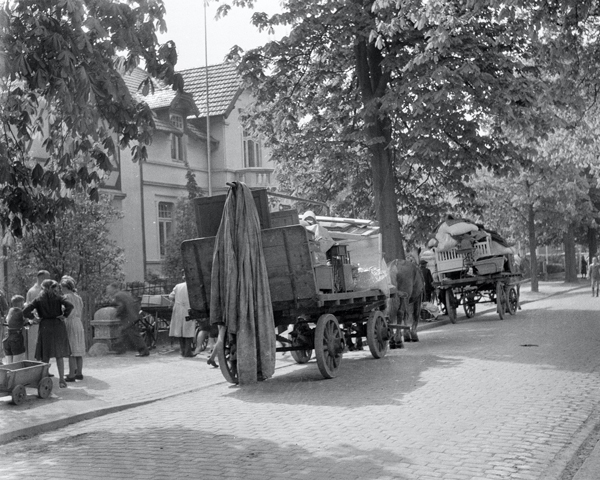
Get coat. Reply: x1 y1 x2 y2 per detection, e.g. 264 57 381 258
169 282 195 338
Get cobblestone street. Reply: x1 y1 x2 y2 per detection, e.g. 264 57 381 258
1 284 599 480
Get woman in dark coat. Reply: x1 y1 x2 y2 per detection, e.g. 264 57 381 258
23 279 74 388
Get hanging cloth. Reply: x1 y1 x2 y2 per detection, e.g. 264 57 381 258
209 182 276 384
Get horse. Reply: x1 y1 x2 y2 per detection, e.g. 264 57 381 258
387 258 424 347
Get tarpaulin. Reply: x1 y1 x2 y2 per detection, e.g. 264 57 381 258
209 182 276 384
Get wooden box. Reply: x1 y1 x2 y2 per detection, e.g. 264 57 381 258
270 209 300 228
193 188 271 238
314 265 335 293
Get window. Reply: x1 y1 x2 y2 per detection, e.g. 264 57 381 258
158 202 174 257
170 114 184 161
243 129 262 168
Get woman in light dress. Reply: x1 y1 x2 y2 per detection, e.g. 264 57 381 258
60 276 85 381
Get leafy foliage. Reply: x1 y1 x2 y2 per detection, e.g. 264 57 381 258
0 0 183 235
221 0 600 259
11 191 125 302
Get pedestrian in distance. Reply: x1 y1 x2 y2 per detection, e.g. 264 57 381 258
60 276 86 382
2 295 27 364
0 288 9 362
589 257 600 297
105 282 150 357
168 272 196 358
24 269 50 360
23 280 73 388
419 259 435 303
581 256 588 279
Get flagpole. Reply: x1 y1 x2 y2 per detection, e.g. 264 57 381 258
204 0 212 196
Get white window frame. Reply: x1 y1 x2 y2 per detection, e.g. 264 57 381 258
242 128 262 168
170 114 185 161
158 201 174 257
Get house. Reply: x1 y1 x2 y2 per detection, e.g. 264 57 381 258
102 62 277 281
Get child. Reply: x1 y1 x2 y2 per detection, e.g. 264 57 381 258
2 295 27 364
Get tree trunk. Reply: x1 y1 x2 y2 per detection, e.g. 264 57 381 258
589 226 598 260
355 36 406 264
528 204 538 292
563 223 577 283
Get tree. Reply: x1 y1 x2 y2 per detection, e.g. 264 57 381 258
221 0 600 263
0 0 183 235
11 190 125 346
162 161 201 278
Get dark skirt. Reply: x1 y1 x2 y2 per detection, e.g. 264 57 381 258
35 318 71 361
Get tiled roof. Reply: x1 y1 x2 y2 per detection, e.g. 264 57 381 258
122 67 175 109
180 63 242 117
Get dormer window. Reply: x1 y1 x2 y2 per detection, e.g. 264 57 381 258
170 114 184 161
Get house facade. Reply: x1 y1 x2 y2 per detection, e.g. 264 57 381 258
103 63 277 282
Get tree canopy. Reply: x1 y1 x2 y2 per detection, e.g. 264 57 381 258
0 0 183 235
222 0 600 262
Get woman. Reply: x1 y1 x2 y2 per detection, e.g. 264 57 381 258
60 276 85 382
23 279 73 388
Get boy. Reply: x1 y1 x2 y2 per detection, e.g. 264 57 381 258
2 295 27 364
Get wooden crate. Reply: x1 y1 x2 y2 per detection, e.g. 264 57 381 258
193 188 271 238
270 209 300 228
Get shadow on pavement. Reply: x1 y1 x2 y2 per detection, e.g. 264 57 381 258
0 427 413 480
225 352 462 408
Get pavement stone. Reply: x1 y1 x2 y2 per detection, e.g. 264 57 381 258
0 277 595 480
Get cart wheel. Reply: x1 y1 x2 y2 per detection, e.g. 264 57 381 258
496 281 505 320
138 314 157 349
314 314 344 379
217 331 238 384
463 293 476 319
11 384 26 406
506 286 518 315
366 310 389 359
445 289 457 324
288 333 313 364
37 377 53 399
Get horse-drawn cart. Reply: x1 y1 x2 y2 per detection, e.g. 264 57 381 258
430 231 522 322
182 224 397 382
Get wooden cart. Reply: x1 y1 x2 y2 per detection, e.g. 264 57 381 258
182 225 397 382
0 360 53 405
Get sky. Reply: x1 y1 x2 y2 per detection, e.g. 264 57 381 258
158 0 286 71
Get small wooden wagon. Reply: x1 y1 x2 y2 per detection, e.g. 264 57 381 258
0 360 53 405
182 224 397 382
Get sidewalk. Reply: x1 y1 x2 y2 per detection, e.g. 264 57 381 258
0 278 588 448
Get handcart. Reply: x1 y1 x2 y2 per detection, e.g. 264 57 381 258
0 360 53 405
183 224 399 383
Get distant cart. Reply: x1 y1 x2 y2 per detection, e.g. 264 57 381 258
431 233 522 322
0 360 53 405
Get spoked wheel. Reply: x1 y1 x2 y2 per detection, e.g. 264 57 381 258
289 322 313 364
11 384 27 405
506 286 518 315
37 377 53 399
496 281 505 320
314 314 344 379
217 330 238 384
463 293 476 319
366 310 389 359
138 314 157 349
445 289 457 324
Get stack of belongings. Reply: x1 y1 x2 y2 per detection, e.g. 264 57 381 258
421 215 515 279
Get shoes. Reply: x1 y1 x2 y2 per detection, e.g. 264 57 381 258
135 352 150 357
59 380 67 388
207 359 218 368
75 374 84 380
65 376 76 382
